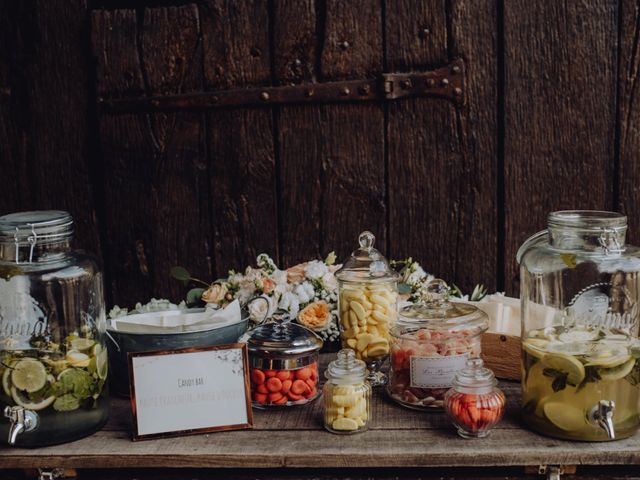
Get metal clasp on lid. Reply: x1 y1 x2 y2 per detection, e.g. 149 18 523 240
14 223 38 264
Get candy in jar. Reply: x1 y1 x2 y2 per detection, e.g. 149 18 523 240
240 316 322 408
335 231 400 386
323 349 371 434
444 358 505 438
388 279 488 409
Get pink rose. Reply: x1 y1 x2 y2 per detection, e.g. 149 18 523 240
287 262 309 284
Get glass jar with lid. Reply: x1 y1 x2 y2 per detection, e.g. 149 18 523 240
388 279 488 410
335 231 400 386
240 314 323 408
323 349 371 434
444 358 505 438
518 210 640 441
0 211 109 447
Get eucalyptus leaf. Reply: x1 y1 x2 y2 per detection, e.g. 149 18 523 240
170 266 192 286
186 288 206 306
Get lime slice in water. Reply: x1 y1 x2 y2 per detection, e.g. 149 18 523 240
541 352 586 385
66 351 90 368
2 366 13 397
543 401 586 432
70 338 95 353
53 393 80 412
599 358 637 381
10 386 55 411
11 359 47 393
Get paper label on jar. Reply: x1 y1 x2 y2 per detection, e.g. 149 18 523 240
409 353 470 388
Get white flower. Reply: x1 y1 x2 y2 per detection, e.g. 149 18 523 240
270 269 288 286
256 253 277 274
321 272 338 292
248 295 276 324
278 292 300 318
228 272 245 286
304 260 328 279
294 282 315 304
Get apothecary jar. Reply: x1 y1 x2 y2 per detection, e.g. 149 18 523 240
517 210 640 441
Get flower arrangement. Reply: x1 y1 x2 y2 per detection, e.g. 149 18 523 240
171 252 342 342
169 254 487 344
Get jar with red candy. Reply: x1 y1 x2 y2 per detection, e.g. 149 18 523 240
387 279 488 410
241 314 323 408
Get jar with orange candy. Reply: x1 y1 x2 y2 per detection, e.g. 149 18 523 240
240 315 323 408
444 358 505 438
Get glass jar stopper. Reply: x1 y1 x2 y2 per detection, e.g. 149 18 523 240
326 349 367 382
452 358 497 391
335 231 400 281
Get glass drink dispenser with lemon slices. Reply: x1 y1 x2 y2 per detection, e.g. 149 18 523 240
518 211 640 441
0 211 108 446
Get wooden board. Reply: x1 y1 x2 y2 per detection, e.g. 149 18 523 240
1 354 639 470
0 0 101 256
276 0 386 267
618 0 640 246
387 0 498 294
92 6 211 307
201 0 279 276
503 0 618 295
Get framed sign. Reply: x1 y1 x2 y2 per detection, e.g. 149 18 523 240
128 343 253 441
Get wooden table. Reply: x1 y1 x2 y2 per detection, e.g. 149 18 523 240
1 356 640 480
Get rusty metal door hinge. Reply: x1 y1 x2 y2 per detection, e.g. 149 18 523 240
99 59 464 113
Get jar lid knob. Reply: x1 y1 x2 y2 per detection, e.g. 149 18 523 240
358 231 375 250
417 278 450 308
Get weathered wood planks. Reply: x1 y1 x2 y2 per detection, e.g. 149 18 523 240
503 0 618 294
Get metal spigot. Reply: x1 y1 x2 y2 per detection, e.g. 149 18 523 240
4 405 39 445
588 400 616 440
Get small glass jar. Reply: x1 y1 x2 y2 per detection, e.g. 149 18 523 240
323 349 371 434
0 211 109 447
241 316 323 408
388 279 488 410
444 358 505 438
335 231 400 387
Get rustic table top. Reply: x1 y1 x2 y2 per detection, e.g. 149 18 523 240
1 355 639 471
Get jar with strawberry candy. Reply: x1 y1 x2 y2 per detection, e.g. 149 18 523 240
387 279 488 410
240 315 323 408
444 358 505 438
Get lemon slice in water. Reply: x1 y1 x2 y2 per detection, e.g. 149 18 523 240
543 401 586 432
541 352 585 385
599 358 637 381
523 338 549 359
11 359 47 393
70 338 95 353
10 386 55 411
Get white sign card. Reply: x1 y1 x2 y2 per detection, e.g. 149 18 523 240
128 343 253 441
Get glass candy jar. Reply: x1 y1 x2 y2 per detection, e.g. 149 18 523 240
518 210 640 441
388 280 488 410
323 349 371 434
0 211 109 447
335 231 400 386
241 316 322 408
444 358 505 438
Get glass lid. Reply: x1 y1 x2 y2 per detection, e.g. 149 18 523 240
242 314 323 356
452 358 497 391
335 231 400 283
396 279 488 335
325 348 367 382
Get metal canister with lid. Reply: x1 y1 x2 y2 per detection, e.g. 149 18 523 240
240 315 323 408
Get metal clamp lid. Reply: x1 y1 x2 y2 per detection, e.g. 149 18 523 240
241 311 323 356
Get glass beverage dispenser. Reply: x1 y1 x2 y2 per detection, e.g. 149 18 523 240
0 211 109 446
518 211 640 441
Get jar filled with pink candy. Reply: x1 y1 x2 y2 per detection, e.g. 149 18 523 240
387 279 489 410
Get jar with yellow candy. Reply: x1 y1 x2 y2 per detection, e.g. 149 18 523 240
335 231 400 386
323 349 371 434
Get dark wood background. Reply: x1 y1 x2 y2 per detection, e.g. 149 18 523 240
0 0 637 308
